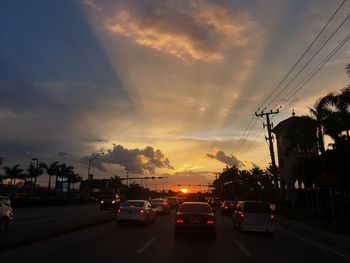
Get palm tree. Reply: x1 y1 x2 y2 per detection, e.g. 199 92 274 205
56 163 74 198
3 164 25 187
40 161 59 192
27 162 44 186
309 95 333 155
70 173 82 191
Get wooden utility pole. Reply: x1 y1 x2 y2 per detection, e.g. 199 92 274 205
255 109 279 192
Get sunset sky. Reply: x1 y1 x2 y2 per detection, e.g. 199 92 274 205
0 0 349 191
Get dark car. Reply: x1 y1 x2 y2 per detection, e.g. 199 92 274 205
99 194 121 210
174 202 216 238
220 200 237 215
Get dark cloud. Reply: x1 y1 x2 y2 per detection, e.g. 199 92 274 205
207 150 244 168
80 145 173 175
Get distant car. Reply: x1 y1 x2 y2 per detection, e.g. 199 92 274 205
220 200 237 215
150 199 170 215
117 200 155 226
166 197 182 208
0 196 11 207
174 202 216 238
0 202 13 232
100 194 120 210
233 201 275 234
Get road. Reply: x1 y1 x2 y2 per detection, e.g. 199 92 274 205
1 210 350 263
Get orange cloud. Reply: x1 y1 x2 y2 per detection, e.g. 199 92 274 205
86 0 253 61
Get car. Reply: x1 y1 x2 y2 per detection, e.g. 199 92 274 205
117 200 155 226
233 201 275 234
99 194 121 210
0 196 11 207
150 199 170 215
166 197 182 208
174 202 216 238
220 200 237 215
0 201 13 232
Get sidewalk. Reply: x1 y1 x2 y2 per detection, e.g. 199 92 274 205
277 216 350 252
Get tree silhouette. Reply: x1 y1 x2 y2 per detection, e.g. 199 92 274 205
3 164 25 188
41 161 59 192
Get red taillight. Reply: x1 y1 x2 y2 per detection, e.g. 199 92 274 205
176 219 184 223
206 220 215 224
224 206 228 209
238 211 245 219
138 209 145 213
270 214 275 221
117 208 123 213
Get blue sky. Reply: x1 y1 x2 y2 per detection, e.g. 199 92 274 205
0 0 349 190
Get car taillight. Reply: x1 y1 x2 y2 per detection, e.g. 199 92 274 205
270 214 275 221
138 209 145 213
224 206 228 209
176 219 184 223
118 208 123 213
206 220 215 224
238 211 245 219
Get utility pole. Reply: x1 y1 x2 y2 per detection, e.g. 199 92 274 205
255 109 279 193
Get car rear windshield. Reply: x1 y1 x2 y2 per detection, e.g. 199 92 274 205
244 202 271 213
179 204 212 213
123 201 144 207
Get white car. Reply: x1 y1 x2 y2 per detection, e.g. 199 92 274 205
117 200 156 226
0 196 11 207
233 201 275 234
0 201 13 232
150 199 170 215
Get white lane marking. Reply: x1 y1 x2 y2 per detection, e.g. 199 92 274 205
277 227 350 261
137 238 155 254
235 240 253 258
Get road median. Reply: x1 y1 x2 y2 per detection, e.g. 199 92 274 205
0 207 116 252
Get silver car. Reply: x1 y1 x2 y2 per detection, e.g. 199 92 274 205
233 201 274 234
117 200 156 226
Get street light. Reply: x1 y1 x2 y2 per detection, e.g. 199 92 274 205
87 152 104 181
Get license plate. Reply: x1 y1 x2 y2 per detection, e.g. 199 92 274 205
190 217 199 223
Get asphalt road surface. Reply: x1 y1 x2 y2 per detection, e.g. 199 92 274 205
1 210 350 263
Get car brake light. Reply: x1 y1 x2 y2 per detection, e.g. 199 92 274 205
138 209 145 213
270 214 275 221
224 206 228 209
176 219 184 223
238 211 245 219
206 220 215 224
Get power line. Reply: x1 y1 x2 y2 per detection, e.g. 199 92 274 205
235 117 259 155
264 14 350 109
258 0 347 110
283 31 350 106
236 1 347 158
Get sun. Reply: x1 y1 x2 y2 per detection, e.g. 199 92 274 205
179 188 189 194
